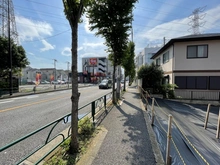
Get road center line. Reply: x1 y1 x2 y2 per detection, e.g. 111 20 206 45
0 94 70 113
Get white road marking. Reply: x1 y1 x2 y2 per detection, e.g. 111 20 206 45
0 100 13 104
59 91 67 93
25 95 39 99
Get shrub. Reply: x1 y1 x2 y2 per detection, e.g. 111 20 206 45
161 84 178 99
78 117 95 137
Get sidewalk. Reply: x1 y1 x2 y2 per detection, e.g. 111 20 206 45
78 85 164 165
0 83 94 99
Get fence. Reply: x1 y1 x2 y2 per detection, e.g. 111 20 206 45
0 91 112 165
174 90 220 101
138 86 214 165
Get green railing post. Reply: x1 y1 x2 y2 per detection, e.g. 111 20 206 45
91 101 95 124
104 95 106 110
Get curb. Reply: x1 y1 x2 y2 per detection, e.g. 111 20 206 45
76 126 108 165
139 95 165 165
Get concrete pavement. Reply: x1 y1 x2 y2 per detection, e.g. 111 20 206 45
77 85 164 165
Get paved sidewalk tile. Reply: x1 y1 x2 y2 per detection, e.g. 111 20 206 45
91 86 156 165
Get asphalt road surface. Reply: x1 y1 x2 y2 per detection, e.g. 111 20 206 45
151 98 220 165
0 85 112 165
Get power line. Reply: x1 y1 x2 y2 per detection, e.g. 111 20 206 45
14 5 65 20
25 0 63 10
21 29 71 42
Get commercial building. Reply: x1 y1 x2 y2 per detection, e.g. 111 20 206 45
81 57 114 83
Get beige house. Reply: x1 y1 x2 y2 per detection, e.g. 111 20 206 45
151 33 220 100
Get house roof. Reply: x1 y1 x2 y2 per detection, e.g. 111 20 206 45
151 33 220 59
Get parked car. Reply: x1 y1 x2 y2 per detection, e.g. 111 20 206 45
99 79 112 89
41 80 50 84
51 80 59 84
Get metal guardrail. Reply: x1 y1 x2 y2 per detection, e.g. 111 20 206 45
0 91 112 165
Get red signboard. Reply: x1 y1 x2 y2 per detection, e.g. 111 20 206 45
89 58 97 66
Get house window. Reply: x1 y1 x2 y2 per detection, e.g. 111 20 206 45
156 57 161 66
175 76 186 89
187 45 208 58
163 51 169 63
209 76 220 90
175 76 208 89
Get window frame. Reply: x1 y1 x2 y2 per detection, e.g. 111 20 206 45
187 44 208 59
162 51 169 64
156 57 161 66
175 76 208 89
209 76 220 90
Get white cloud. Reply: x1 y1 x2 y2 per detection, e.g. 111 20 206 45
83 42 104 47
15 15 53 42
40 40 55 52
78 46 83 51
61 47 71 56
27 52 35 56
135 4 220 52
200 5 220 32
83 16 96 34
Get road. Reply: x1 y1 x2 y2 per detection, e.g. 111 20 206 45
152 98 220 165
0 85 112 165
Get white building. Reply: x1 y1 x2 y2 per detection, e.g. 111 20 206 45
135 47 161 70
82 57 114 83
21 66 41 84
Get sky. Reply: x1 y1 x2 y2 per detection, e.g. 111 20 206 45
12 0 220 72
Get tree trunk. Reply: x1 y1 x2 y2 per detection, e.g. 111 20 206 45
123 72 126 91
112 63 116 104
116 65 121 99
70 21 79 154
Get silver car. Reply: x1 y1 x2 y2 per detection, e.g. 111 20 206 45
99 79 112 89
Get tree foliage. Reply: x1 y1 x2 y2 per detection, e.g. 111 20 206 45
62 0 90 153
137 63 164 91
87 0 138 103
122 41 136 88
0 36 29 78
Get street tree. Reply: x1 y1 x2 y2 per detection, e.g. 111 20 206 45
62 0 90 153
87 0 138 103
0 36 29 78
122 41 136 91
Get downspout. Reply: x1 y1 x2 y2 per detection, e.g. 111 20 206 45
172 44 174 84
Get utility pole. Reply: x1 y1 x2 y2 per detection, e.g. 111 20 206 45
53 59 57 89
131 22 133 42
8 0 12 96
66 61 70 88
